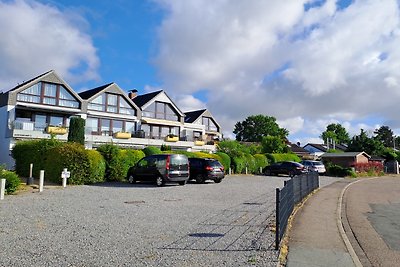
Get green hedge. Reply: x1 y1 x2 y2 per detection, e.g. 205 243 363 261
120 149 145 179
142 146 162 156
266 153 300 164
215 152 231 172
326 164 355 177
0 166 21 194
11 139 62 178
97 144 123 181
44 143 91 185
254 154 269 173
86 150 106 184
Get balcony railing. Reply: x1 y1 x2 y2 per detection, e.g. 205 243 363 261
13 121 68 134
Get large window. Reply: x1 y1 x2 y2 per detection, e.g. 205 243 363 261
142 101 179 121
88 93 136 115
140 123 179 139
14 109 70 131
86 117 136 136
202 117 218 132
17 82 79 108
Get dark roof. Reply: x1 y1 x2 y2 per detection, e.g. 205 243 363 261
289 143 310 154
184 109 206 123
131 90 162 108
78 83 113 99
304 143 328 152
4 70 53 93
335 143 348 151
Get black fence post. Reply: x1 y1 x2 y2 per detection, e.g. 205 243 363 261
275 187 280 250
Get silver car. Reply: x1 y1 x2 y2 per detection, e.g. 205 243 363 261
301 160 326 174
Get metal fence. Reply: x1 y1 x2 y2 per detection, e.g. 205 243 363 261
275 172 319 250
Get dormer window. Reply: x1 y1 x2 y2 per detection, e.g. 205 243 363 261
17 82 79 108
88 93 136 115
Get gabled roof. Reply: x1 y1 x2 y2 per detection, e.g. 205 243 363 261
304 143 328 152
289 143 310 154
78 83 113 99
131 90 163 108
184 109 207 123
4 70 53 93
321 152 371 158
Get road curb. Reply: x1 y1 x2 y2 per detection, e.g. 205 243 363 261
337 178 377 267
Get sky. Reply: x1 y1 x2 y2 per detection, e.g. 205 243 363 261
1 0 400 145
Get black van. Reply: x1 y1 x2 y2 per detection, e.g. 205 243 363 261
126 154 189 186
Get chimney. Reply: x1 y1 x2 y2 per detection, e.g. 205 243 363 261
128 89 138 99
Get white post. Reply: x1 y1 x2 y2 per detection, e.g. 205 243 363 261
229 168 231 175
0 179 5 200
61 168 70 188
260 167 262 174
29 163 33 178
39 170 44 192
245 167 248 175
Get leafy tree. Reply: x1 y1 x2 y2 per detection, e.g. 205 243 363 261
261 136 288 154
321 123 350 145
347 129 385 155
233 115 288 142
68 117 85 145
374 125 394 148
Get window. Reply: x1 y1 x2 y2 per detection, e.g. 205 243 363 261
49 116 63 126
17 82 79 108
140 124 180 139
88 93 136 115
86 117 98 134
142 101 179 121
202 117 218 131
86 117 136 136
34 115 47 131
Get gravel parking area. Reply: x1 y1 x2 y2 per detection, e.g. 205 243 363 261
0 174 340 267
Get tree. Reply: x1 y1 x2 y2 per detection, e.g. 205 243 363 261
68 117 85 145
347 129 385 155
233 115 288 142
261 135 288 154
374 125 394 148
321 123 350 145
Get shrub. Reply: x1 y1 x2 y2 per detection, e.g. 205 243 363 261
67 117 85 145
11 139 62 178
353 162 384 176
44 143 91 185
244 154 256 173
97 144 123 181
142 146 162 156
326 164 354 177
232 155 246 174
0 166 21 194
215 152 231 172
254 154 269 173
86 150 106 184
119 149 145 178
160 144 171 151
266 153 300 164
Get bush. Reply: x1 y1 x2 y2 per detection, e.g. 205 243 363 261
215 152 231 172
119 149 145 178
142 146 162 156
353 162 384 176
86 150 106 184
326 164 354 177
67 117 85 145
232 155 246 174
97 144 123 181
160 144 171 151
254 154 269 173
0 166 21 194
266 153 300 164
44 143 91 185
244 154 256 173
11 139 62 178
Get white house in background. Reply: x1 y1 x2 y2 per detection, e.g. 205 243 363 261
0 70 223 168
303 143 347 159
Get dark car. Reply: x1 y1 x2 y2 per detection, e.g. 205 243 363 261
188 158 225 183
263 161 306 177
126 154 189 186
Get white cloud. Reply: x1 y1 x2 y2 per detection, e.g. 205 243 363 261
278 116 304 135
154 0 400 142
0 0 99 91
174 94 205 112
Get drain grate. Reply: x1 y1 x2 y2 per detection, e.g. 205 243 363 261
189 233 225 238
164 199 182 202
243 202 263 205
124 200 145 204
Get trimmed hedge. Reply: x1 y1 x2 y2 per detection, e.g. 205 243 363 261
142 146 162 156
254 154 269 173
44 143 91 185
11 139 62 178
266 153 300 164
97 144 123 181
68 117 85 145
0 166 21 194
86 150 106 184
215 152 231 172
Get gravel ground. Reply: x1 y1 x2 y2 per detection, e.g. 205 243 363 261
0 175 339 267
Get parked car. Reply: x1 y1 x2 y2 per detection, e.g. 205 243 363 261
263 161 306 177
188 158 225 183
126 154 189 186
301 160 326 174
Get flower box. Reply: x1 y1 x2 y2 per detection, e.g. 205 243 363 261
165 135 179 142
46 126 67 135
194 140 205 146
114 132 131 139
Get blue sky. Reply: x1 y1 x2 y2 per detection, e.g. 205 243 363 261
1 0 400 145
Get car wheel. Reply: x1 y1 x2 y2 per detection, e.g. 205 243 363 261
289 171 295 178
196 174 205 184
156 176 164 187
214 178 222 183
128 175 136 184
178 180 187 186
